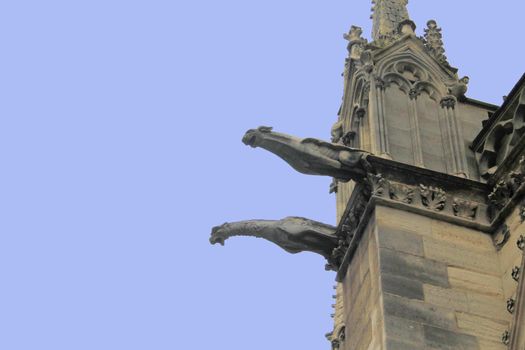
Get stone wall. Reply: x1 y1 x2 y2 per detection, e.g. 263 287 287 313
342 213 384 350
376 206 510 349
340 205 513 350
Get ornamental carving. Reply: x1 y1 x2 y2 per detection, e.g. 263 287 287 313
343 26 368 60
409 88 420 100
476 88 525 178
420 185 447 211
508 298 516 314
423 20 448 65
389 183 415 204
487 156 525 219
513 266 521 282
494 225 511 251
440 95 456 109
342 131 357 147
452 198 478 220
489 180 513 213
367 173 388 197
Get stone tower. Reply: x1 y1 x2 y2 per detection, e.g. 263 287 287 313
211 1 525 349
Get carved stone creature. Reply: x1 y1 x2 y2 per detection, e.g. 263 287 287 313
242 127 371 183
448 76 469 100
210 217 338 259
331 119 344 143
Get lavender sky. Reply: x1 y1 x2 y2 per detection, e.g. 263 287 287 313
0 1 523 349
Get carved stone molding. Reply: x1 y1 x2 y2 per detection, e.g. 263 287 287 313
334 156 492 280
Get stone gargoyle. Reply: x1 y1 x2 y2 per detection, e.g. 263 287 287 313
210 217 338 259
242 126 371 183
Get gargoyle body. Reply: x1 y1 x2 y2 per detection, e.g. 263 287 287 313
210 217 338 259
242 127 370 182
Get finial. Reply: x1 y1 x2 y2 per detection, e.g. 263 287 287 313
343 26 368 60
424 19 448 65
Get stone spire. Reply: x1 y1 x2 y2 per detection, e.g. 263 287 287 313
371 0 410 42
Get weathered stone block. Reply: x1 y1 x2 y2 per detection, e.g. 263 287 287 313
380 248 450 288
382 273 424 300
383 293 457 330
455 312 509 342
423 325 479 350
431 220 494 253
423 284 469 312
448 267 503 297
423 237 500 275
384 315 425 346
377 226 425 256
376 206 432 236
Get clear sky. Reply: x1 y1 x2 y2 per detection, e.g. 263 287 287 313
1 1 524 349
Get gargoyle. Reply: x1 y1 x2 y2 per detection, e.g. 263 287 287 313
242 127 371 183
210 217 338 259
448 76 469 100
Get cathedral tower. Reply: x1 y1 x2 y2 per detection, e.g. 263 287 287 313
212 1 525 349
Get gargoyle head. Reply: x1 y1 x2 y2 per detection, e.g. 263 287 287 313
242 126 273 148
209 223 228 246
460 76 470 85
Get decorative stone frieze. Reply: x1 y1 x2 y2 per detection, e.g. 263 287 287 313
333 156 492 278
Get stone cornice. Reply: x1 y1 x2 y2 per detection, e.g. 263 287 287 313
334 153 525 280
333 155 496 281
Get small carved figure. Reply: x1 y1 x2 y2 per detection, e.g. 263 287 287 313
331 119 344 143
242 126 372 183
448 76 469 100
210 217 338 259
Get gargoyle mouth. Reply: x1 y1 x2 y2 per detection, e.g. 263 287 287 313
242 133 258 147
209 236 225 246
210 225 226 246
